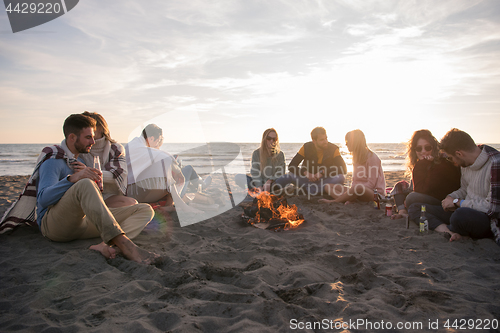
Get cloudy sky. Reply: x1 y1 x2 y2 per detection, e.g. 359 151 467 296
0 0 499 144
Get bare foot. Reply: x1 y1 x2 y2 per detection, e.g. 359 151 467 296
391 213 408 220
318 199 335 204
449 233 469 242
344 201 355 205
111 234 160 265
89 242 117 259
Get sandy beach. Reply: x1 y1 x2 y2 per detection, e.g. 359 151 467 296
1 172 499 332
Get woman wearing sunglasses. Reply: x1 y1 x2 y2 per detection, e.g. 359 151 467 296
236 128 286 193
391 129 461 220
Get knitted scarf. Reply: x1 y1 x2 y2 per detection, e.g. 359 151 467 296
0 142 75 234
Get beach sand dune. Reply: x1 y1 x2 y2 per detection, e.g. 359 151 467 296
1 173 499 332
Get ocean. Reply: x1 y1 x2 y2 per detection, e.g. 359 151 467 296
1 143 499 176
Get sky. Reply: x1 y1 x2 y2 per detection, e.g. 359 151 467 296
0 0 499 144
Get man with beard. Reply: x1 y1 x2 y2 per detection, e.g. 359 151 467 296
35 114 158 264
274 126 347 196
408 128 500 244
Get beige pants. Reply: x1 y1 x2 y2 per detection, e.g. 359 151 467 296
41 179 153 244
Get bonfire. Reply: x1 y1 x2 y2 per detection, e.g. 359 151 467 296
241 191 304 231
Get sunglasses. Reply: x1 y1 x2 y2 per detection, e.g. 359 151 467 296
266 136 277 142
415 145 432 152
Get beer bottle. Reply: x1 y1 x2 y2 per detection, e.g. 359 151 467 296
419 205 429 232
373 189 380 209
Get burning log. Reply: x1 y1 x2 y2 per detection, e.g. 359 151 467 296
241 192 304 231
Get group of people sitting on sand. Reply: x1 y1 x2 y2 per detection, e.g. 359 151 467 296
1 113 212 263
238 126 500 244
1 113 499 265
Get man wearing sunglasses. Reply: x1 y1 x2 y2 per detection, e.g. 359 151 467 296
409 129 500 244
274 127 347 196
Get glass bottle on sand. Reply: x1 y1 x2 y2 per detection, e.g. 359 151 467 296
419 205 429 232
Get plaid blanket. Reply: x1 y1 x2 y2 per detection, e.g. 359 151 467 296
0 144 71 234
482 145 500 245
107 143 127 195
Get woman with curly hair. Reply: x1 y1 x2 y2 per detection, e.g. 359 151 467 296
391 129 461 219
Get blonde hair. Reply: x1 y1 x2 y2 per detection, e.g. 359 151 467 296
259 128 280 174
346 129 371 165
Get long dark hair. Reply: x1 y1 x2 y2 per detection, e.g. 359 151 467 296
405 129 439 177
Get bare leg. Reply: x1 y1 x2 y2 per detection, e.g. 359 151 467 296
434 223 465 242
333 184 373 203
318 198 337 204
323 183 347 199
89 242 117 259
110 234 159 264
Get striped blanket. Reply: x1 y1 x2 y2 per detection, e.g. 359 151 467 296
482 145 500 245
0 144 73 234
80 141 127 196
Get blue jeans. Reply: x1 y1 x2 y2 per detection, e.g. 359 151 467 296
409 203 493 238
235 174 253 189
408 203 453 230
179 165 201 197
449 207 492 238
404 192 441 210
274 173 345 196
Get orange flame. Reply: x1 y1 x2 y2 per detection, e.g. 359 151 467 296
248 187 263 198
252 192 304 229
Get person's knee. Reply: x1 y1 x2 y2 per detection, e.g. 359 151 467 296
122 196 138 206
137 203 154 219
74 178 99 191
352 184 367 197
450 208 476 227
407 203 422 217
182 165 194 174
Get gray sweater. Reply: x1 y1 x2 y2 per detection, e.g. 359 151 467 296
250 148 286 188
